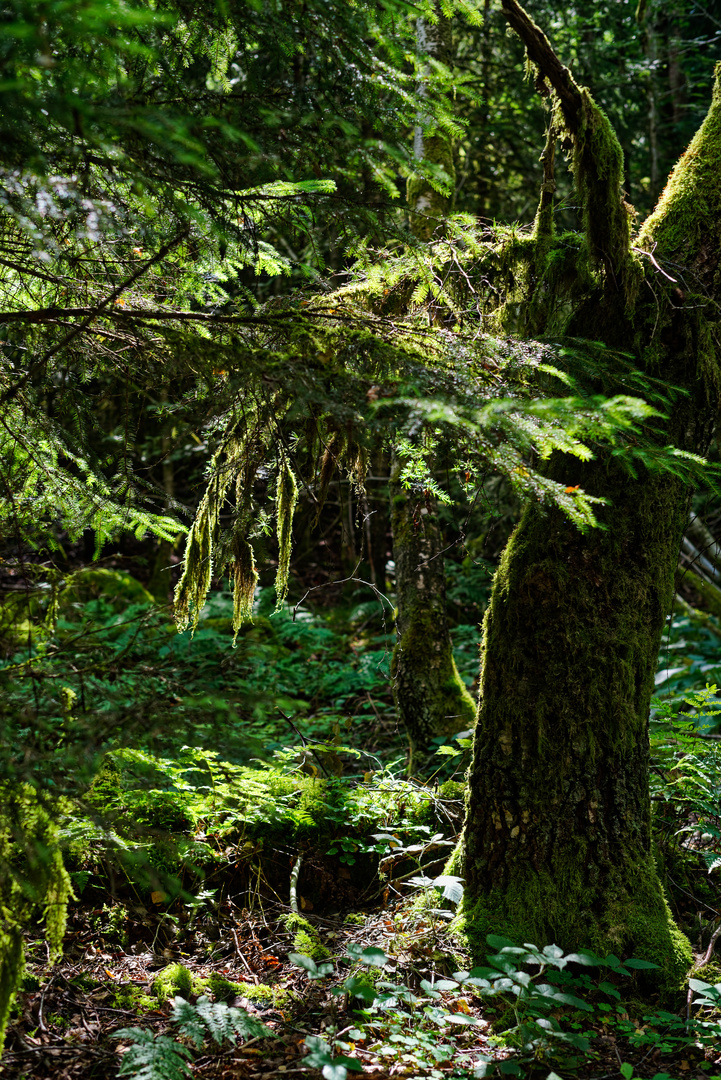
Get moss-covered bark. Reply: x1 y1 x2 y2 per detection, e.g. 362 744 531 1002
456 466 694 984
456 44 721 984
390 457 476 764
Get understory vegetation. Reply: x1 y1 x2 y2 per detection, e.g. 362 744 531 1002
3 546 721 1080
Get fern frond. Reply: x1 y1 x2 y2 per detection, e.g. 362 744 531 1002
171 995 273 1048
115 1028 193 1080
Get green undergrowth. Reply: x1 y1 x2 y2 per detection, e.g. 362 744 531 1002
59 744 466 903
288 929 721 1080
281 913 330 960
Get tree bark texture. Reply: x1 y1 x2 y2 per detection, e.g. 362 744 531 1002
390 456 476 764
456 15 721 983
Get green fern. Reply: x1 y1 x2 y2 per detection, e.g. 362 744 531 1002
115 1028 193 1080
115 997 273 1080
172 994 272 1047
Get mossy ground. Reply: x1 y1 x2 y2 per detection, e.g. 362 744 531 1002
152 963 295 1007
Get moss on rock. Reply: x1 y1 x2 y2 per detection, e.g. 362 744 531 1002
193 973 295 1007
282 913 330 960
113 984 156 1013
152 963 193 1003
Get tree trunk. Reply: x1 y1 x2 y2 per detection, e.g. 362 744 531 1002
390 455 476 766
390 4 474 765
456 6 721 984
458 462 694 979
407 6 455 239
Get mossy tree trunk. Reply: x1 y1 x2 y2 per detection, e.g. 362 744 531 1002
391 5 475 764
391 455 476 765
456 1 721 985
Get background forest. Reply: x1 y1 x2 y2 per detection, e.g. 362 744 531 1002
2 1 721 1079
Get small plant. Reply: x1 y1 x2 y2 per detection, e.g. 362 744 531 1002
288 934 721 1079
115 995 274 1080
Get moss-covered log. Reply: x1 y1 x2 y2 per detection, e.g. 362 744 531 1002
455 22 721 984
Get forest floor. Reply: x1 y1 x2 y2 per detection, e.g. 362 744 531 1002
4 850 721 1080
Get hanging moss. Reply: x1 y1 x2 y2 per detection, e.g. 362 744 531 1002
174 463 227 636
230 538 258 643
175 414 271 635
0 787 73 1053
274 456 298 611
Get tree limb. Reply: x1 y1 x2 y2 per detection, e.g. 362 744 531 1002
500 0 631 285
500 0 583 134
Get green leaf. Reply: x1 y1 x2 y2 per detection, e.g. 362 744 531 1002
358 946 388 967
445 1011 481 1025
620 1063 634 1080
343 977 378 1002
432 875 464 905
290 952 319 976
486 934 516 950
329 1056 363 1073
322 1067 347 1080
564 951 603 966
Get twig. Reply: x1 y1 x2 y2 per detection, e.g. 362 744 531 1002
290 855 303 914
276 708 330 777
632 244 678 283
231 926 258 983
1 231 188 405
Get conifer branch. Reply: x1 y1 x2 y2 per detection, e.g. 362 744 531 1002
0 231 188 406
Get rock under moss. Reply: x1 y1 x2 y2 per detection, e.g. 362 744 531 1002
282 913 330 960
152 963 194 1003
